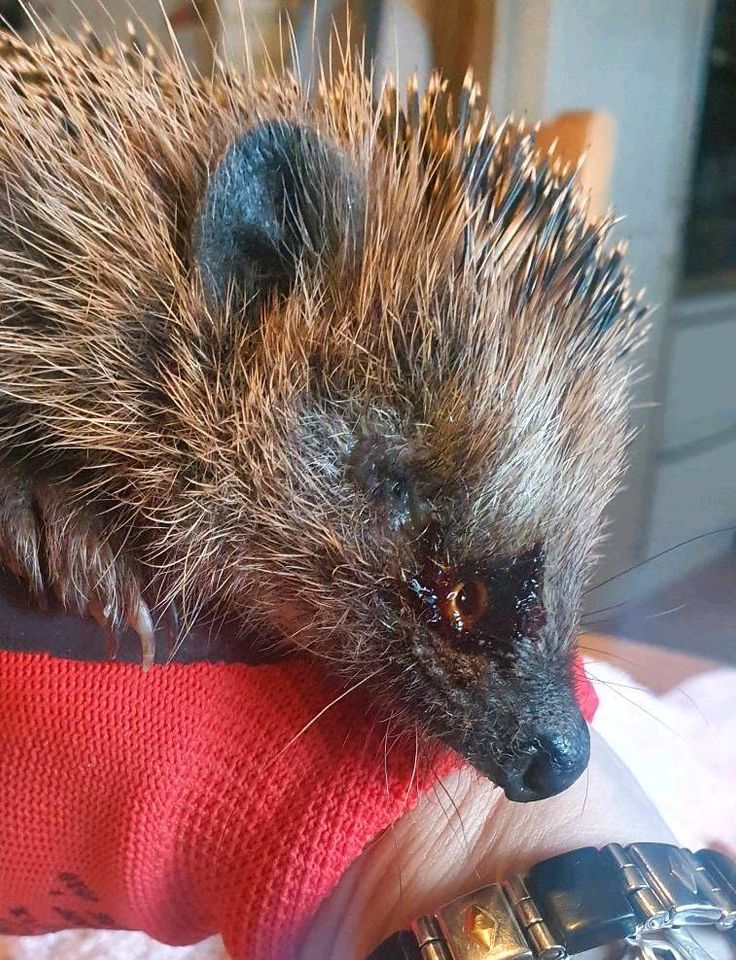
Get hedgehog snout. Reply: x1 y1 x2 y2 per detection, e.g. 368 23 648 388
488 712 590 802
435 659 590 802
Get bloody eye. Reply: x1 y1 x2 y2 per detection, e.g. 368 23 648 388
445 579 488 629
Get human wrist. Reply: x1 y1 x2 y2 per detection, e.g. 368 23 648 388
302 733 675 960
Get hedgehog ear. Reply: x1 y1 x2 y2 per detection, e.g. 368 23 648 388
193 121 363 310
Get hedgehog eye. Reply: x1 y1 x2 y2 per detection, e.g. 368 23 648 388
445 579 488 629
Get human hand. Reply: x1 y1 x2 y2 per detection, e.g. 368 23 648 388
0 601 600 960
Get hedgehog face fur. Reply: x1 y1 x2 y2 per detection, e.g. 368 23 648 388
0 35 645 801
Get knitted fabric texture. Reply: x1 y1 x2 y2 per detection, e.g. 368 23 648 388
0 650 597 958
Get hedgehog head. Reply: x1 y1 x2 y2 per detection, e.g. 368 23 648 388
187 78 645 802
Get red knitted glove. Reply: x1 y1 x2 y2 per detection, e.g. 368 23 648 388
0 650 597 959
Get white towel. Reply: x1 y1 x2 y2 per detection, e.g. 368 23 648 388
589 659 736 852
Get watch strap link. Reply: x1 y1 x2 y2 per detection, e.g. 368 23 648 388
366 844 736 960
369 930 424 959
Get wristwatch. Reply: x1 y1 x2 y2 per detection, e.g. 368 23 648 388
366 843 736 960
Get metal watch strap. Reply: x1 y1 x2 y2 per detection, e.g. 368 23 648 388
366 844 736 960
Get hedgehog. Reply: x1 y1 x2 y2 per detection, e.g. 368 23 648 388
0 25 646 802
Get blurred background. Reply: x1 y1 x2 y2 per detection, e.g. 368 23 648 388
4 0 733 663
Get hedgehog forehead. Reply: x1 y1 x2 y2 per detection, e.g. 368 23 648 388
339 340 629 567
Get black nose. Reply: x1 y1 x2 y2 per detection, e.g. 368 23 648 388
502 722 590 802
